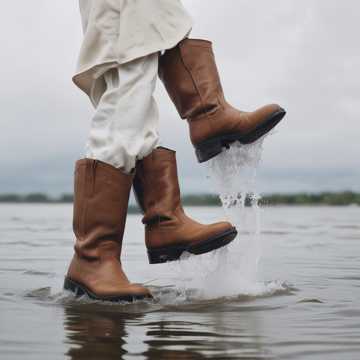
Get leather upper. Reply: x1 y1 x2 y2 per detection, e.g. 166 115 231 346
133 147 234 249
159 38 282 145
67 158 150 298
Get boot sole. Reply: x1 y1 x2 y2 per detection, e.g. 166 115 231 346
63 277 152 302
147 227 237 264
194 108 286 163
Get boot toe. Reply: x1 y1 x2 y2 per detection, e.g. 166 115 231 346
127 284 153 299
256 103 283 117
211 221 236 235
189 220 236 244
97 284 153 301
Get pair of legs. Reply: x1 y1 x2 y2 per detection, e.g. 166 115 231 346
65 38 286 301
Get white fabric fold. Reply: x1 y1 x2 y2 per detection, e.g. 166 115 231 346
74 0 193 104
85 53 160 173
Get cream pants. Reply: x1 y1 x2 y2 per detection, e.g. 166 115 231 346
85 53 160 173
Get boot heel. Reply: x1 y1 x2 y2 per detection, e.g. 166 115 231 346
195 138 223 163
63 277 86 297
147 246 185 264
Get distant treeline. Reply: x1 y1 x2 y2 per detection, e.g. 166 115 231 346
260 192 360 206
0 193 74 203
0 191 359 206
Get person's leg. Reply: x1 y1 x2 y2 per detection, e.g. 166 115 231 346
64 54 160 301
64 158 152 301
86 52 160 173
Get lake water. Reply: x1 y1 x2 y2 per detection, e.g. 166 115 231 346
0 203 359 359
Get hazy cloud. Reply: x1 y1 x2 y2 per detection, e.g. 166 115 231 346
1 0 359 195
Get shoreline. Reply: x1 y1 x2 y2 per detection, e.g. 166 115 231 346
0 191 359 207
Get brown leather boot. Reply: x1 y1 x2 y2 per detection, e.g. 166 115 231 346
64 159 152 302
159 38 286 163
133 147 237 264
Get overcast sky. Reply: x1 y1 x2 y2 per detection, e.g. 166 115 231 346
0 0 359 195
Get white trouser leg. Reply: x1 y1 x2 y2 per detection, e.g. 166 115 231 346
85 53 160 173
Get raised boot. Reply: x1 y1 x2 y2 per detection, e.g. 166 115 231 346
159 38 286 162
133 147 237 264
64 159 152 302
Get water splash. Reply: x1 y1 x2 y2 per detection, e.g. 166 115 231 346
166 139 278 300
206 139 264 292
22 138 288 305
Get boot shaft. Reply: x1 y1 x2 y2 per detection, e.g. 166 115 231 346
133 147 182 224
159 38 225 120
73 159 133 259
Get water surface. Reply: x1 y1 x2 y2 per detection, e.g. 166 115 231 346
1 204 359 359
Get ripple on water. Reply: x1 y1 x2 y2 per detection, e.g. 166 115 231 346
297 298 324 304
22 277 297 313
22 270 56 277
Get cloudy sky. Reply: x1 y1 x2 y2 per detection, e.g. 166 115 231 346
0 0 359 196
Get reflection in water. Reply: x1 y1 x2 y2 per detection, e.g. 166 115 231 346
64 304 131 359
64 304 209 359
63 300 266 359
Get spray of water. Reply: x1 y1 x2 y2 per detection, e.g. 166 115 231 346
160 138 288 301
